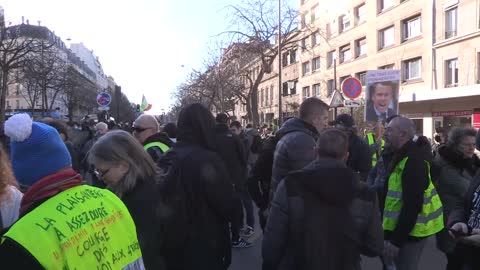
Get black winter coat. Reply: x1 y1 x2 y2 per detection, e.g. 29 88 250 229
346 133 372 182
122 177 167 270
158 141 242 270
270 118 319 197
214 123 247 187
263 159 383 270
143 132 174 164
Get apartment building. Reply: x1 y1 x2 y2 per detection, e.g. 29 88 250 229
298 0 480 138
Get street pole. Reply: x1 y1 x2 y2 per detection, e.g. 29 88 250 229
333 58 337 118
277 0 283 126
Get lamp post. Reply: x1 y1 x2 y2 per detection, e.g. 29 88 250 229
333 53 338 118
277 0 283 126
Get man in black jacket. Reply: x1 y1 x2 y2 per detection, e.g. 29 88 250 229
262 128 383 270
133 114 173 163
330 114 372 182
270 98 329 198
214 113 252 247
382 116 437 270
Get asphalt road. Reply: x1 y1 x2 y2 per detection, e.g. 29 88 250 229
230 215 447 270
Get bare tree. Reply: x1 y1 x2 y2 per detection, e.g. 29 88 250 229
219 0 299 126
0 23 40 132
61 66 96 122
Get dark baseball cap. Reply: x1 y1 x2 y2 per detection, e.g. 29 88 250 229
329 114 355 128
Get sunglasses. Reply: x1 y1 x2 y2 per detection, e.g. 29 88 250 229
94 168 110 178
133 127 149 133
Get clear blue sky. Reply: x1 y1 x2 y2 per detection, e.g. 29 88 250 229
2 0 298 114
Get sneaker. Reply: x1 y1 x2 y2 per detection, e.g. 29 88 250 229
232 238 252 248
240 226 255 238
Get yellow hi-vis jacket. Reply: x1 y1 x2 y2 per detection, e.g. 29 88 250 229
366 132 385 167
383 157 444 237
1 185 145 270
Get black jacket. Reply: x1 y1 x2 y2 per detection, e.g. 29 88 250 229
381 140 430 247
143 132 174 163
263 159 383 270
365 104 395 122
248 135 278 210
214 123 247 187
271 118 319 197
122 177 167 270
158 141 242 270
346 133 372 182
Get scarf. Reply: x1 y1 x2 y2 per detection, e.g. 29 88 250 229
20 167 83 216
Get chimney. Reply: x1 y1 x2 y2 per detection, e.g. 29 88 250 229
26 19 29 25
37 20 41 26
21 16 24 24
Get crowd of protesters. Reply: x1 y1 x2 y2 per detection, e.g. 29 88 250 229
0 97 480 270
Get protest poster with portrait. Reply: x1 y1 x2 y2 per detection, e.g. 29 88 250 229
365 70 400 122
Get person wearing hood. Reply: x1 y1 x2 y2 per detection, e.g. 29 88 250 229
157 103 242 270
270 97 329 198
0 114 145 269
133 114 173 163
433 127 479 270
262 128 383 270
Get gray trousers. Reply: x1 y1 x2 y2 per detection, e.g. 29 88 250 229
394 238 428 270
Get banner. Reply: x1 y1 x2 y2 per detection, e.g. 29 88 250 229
365 70 400 122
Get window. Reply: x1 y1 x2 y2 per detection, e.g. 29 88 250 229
301 13 308 28
379 0 394 12
302 86 311 99
291 81 297 95
302 61 311 76
445 6 457 39
327 79 335 96
6 100 9 108
327 50 336 67
355 37 367 57
356 72 367 86
311 31 321 47
403 15 421 41
379 26 395 49
16 84 20 96
270 85 274 103
379 64 394 69
290 49 297 64
260 89 264 107
282 52 288 67
282 82 289 96
403 57 422 81
340 15 350 32
445 58 458 87
355 3 366 24
340 44 351 63
312 57 321 71
340 76 350 87
301 37 309 51
312 83 320 96
15 100 19 109
265 88 269 105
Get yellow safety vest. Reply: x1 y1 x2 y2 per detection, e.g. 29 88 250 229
383 157 444 237
366 132 385 167
144 142 170 153
2 185 144 270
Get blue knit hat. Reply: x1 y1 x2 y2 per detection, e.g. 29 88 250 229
4 114 71 186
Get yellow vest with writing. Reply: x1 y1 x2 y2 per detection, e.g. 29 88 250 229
2 185 144 270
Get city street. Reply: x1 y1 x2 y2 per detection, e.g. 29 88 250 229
230 214 447 270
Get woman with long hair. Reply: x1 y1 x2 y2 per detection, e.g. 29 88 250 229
88 130 166 269
0 146 22 229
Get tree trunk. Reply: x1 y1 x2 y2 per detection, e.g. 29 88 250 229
0 67 8 135
250 87 259 127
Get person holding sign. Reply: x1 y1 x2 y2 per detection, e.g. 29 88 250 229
88 130 167 270
0 114 145 270
366 81 398 122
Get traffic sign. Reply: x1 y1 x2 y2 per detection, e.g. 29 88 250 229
329 90 344 108
98 106 110 111
341 77 363 99
96 92 112 106
344 99 362 107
